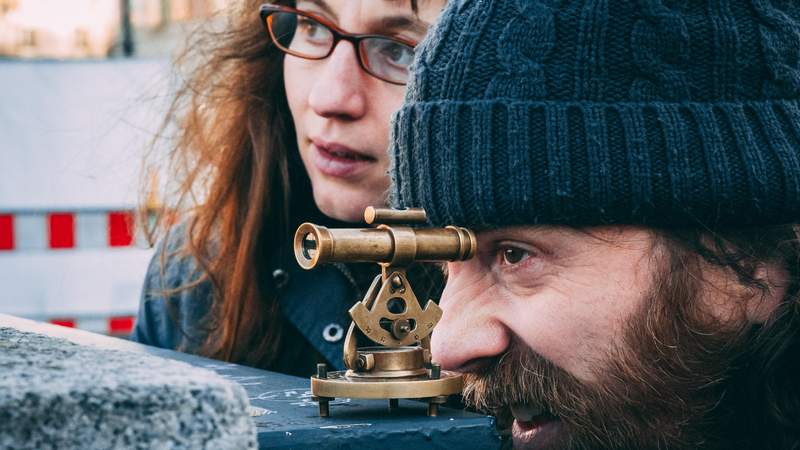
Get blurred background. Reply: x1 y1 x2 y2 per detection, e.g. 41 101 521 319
0 0 223 336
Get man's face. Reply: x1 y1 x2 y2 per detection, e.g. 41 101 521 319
432 226 756 449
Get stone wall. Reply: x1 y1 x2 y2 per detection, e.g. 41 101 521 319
0 327 256 450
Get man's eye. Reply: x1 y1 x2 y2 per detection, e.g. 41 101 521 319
500 247 530 265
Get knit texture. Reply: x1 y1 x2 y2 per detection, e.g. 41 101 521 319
390 0 800 228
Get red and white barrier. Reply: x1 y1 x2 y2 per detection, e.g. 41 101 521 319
0 210 146 251
47 315 136 336
0 209 155 331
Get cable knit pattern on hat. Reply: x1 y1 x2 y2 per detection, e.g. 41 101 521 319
752 0 800 97
630 0 690 101
390 0 800 228
485 0 556 99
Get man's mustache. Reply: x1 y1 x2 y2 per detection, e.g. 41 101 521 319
461 342 587 420
461 339 669 450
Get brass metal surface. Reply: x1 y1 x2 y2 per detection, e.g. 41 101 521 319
349 270 441 347
348 347 427 378
347 368 429 378
293 223 476 269
364 207 427 225
342 275 381 370
311 370 463 399
293 208 477 417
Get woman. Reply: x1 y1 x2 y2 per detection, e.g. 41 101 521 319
132 0 445 377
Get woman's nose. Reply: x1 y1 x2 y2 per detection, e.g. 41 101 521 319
307 41 368 120
431 264 511 372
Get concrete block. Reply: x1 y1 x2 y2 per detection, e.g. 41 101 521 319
0 327 257 450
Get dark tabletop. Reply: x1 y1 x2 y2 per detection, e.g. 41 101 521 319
0 314 500 449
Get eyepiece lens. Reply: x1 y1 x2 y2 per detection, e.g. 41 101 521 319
302 233 318 260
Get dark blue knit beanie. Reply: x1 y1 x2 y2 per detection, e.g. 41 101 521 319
389 0 800 228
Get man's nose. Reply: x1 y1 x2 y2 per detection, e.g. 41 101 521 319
431 263 510 372
307 41 367 120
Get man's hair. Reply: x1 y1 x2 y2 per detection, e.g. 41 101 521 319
656 224 800 448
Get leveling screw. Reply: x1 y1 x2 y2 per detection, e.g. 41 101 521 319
316 363 330 417
430 363 441 380
427 396 447 417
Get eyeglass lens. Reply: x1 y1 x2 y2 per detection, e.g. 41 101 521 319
268 11 414 84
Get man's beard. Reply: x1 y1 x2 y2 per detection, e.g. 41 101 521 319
462 252 755 450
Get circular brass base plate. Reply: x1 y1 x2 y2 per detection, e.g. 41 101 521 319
311 370 462 399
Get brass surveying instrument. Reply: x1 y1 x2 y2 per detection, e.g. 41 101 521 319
293 207 476 417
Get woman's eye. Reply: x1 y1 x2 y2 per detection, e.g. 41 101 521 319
500 246 530 266
378 42 414 66
297 18 326 39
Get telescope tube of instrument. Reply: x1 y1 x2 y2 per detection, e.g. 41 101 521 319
294 223 476 269
364 207 427 225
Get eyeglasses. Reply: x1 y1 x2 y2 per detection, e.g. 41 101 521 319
259 4 418 85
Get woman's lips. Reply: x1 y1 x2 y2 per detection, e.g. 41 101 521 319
310 140 377 179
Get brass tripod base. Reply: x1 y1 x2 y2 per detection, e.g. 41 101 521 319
311 369 462 417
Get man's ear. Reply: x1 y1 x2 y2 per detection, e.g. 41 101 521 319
746 263 788 324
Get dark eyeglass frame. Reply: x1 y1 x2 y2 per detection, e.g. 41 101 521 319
259 3 418 85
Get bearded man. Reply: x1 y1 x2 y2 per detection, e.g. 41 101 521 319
389 0 800 448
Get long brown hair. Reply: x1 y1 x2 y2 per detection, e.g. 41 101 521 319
143 0 425 369
143 0 306 368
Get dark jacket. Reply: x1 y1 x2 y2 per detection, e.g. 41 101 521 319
131 227 443 377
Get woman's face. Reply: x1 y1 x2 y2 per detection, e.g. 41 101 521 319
284 0 444 223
